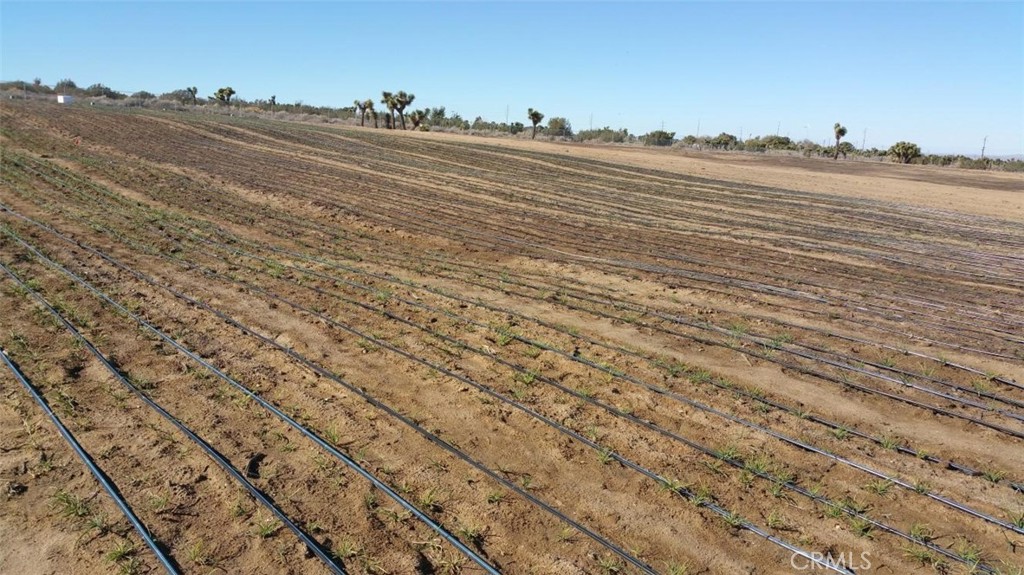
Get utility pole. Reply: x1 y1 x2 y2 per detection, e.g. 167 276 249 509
861 128 867 150
776 121 781 137
589 113 593 131
981 136 988 159
696 119 700 137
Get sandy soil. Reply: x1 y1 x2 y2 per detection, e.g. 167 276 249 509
397 128 1024 222
1 100 1022 575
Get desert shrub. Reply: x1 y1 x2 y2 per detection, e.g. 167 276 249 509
642 130 676 146
888 141 922 163
576 127 629 143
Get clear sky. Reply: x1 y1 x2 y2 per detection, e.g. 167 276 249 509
2 1 1022 156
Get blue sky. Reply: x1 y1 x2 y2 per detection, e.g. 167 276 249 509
2 1 1022 156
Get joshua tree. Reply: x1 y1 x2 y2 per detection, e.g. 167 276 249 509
367 101 378 128
185 86 198 105
354 99 368 126
408 109 427 130
381 91 397 129
833 122 848 160
528 108 544 139
394 91 415 129
212 86 235 104
269 95 276 111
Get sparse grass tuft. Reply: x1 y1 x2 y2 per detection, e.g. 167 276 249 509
557 524 577 542
981 468 1006 483
187 540 211 565
716 443 740 461
903 545 940 568
691 483 714 506
105 540 135 563
419 487 443 512
457 522 484 546
659 477 685 493
848 517 874 538
879 435 901 450
596 554 623 574
333 539 362 559
86 513 109 535
864 479 894 496
722 511 745 529
909 522 934 542
954 538 982 565
324 426 341 445
514 369 538 386
830 427 850 441
744 453 772 475
52 490 90 519
232 499 250 518
254 518 281 538
824 502 844 519
1007 508 1024 529
766 510 788 530
664 561 690 575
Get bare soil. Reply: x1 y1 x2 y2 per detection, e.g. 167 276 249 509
1 100 1022 575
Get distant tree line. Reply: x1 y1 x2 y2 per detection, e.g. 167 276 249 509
3 78 1019 171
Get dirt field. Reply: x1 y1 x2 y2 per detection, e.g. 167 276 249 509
1 100 1022 575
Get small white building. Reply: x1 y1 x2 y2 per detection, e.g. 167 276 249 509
57 95 73 104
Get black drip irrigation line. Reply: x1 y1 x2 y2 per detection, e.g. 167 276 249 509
1 211 865 574
48 119 1024 343
2 226 661 575
172 121 1022 292
239 155 1023 349
8 183 1024 470
0 349 182 575
234 237 1018 485
128 220 1024 541
17 112 1024 300
395 249 1024 388
673 313 1024 422
8 146 1024 519
170 248 864 573
374 243 1024 436
6 197 1015 503
9 152 1021 372
228 246 1024 508
0 263 347 575
10 159 1019 414
0 237 502 575
525 276 1024 440
9 213 1019 569
364 247 1023 412
376 249 1024 439
227 176 1024 360
10 148 1021 363
5 199 1022 496
189 206 1022 392
8 127 1024 556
